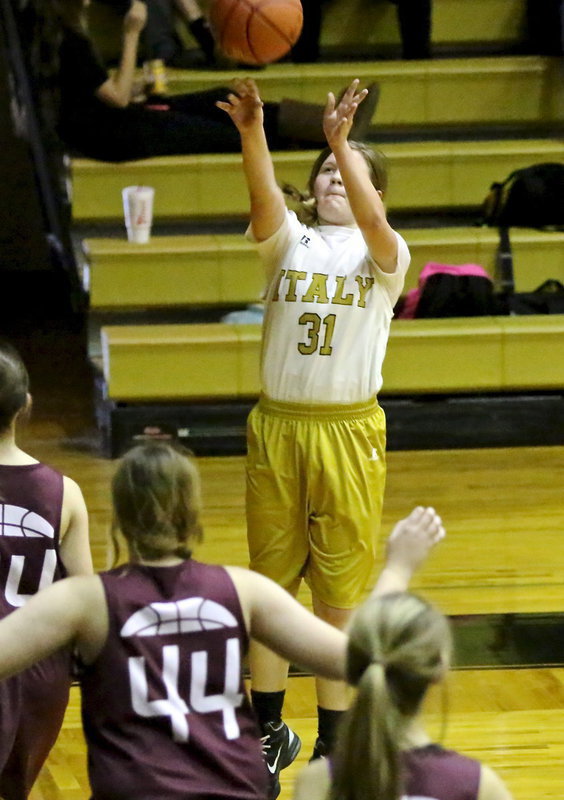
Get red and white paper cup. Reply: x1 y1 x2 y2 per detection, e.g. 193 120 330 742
122 186 155 244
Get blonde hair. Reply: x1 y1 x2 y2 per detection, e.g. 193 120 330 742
282 142 389 226
330 592 451 800
110 443 203 565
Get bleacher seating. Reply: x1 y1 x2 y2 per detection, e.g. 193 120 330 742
85 228 564 311
72 137 564 222
100 316 564 402
74 2 564 454
165 55 564 131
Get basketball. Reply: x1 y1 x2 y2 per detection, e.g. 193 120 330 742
209 0 303 66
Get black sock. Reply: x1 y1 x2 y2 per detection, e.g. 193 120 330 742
317 707 345 751
188 18 216 62
251 689 286 730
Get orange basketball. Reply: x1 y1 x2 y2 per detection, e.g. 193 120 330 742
209 0 303 66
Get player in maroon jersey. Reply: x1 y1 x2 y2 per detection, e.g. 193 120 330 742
293 592 513 800
0 442 443 800
0 341 91 800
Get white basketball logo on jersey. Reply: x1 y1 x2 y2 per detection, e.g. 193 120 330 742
403 795 439 799
0 503 54 538
123 597 243 743
121 596 238 637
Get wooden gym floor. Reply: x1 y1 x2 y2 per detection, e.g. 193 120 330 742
8 323 564 800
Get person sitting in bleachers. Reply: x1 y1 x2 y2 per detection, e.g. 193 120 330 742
19 0 379 162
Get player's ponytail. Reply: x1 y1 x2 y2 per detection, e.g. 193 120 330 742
281 183 317 225
111 442 203 565
330 593 451 800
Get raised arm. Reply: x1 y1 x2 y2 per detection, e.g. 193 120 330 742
96 0 147 107
217 79 286 242
324 80 399 273
372 505 445 596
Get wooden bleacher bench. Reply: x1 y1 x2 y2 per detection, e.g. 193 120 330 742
166 56 564 130
72 138 564 222
85 228 564 310
100 316 564 403
85 234 264 310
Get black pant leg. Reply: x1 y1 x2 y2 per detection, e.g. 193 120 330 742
395 0 432 59
165 87 232 114
291 0 323 62
526 0 564 54
142 0 181 61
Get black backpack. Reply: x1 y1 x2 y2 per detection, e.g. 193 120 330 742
414 273 499 318
481 162 564 229
506 279 564 315
481 163 564 296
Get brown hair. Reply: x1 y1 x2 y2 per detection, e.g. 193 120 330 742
0 342 29 434
52 0 89 31
282 142 389 226
111 442 203 565
330 592 451 800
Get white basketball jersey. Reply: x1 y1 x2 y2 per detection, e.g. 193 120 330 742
251 211 410 404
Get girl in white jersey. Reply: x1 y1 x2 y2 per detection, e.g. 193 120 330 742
218 78 411 792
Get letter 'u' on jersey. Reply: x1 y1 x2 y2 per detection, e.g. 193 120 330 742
4 550 58 607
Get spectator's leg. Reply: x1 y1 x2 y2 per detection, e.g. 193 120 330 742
173 0 216 63
526 0 563 54
395 0 432 59
291 0 323 62
143 0 181 62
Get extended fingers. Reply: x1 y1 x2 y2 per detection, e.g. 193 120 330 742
232 77 262 103
415 506 445 542
390 506 445 542
215 92 241 115
342 79 360 102
354 88 368 107
337 80 368 108
216 81 264 117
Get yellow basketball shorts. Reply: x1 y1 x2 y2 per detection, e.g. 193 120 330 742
246 395 387 609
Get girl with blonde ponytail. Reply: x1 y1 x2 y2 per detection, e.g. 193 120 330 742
295 593 513 800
